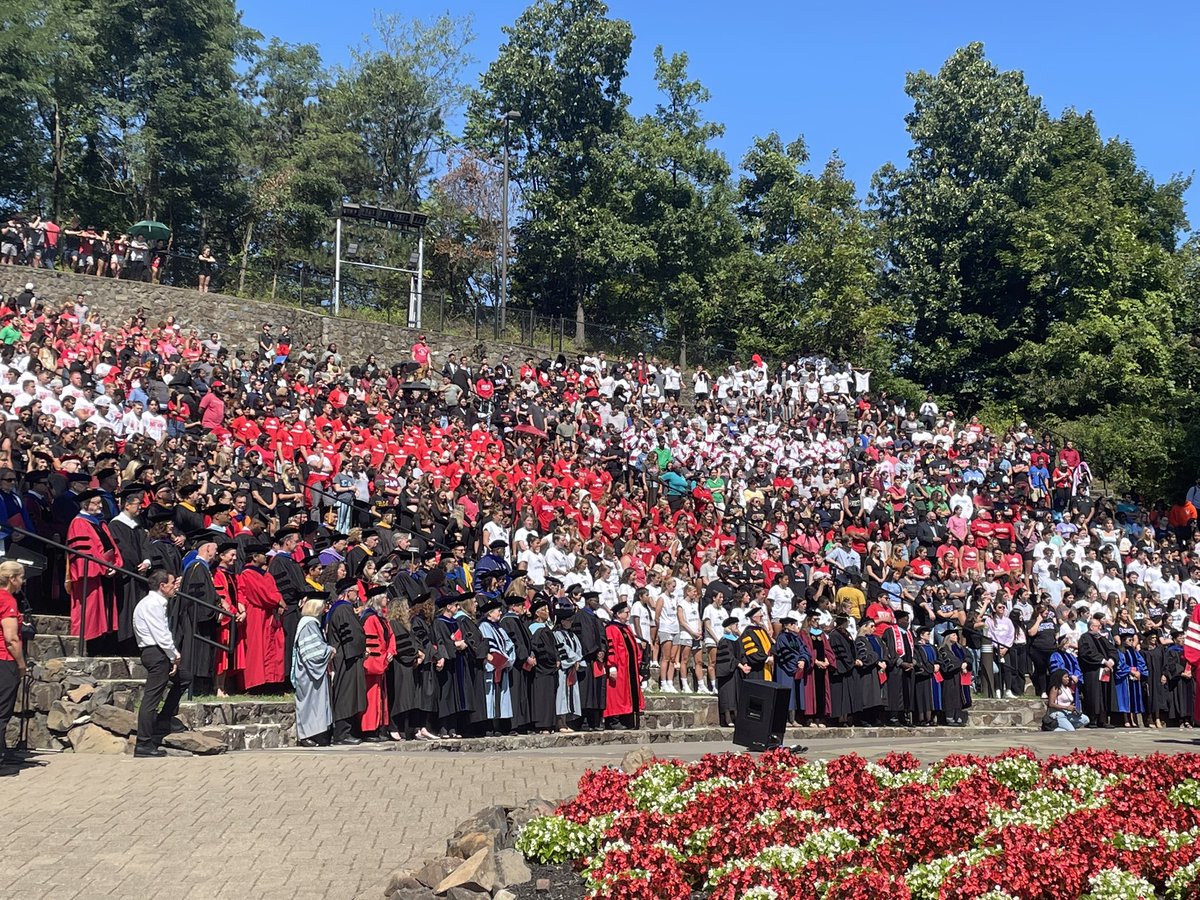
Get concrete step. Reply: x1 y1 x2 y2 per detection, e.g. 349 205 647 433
177 701 295 729
52 656 148 680
640 709 701 729
198 723 296 751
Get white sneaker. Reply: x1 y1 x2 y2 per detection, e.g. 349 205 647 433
707 685 718 695
1040 692 1048 700
660 682 675 693
1005 690 1019 700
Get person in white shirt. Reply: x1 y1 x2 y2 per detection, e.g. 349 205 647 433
1097 564 1126 602
518 537 548 587
132 570 184 757
141 401 168 443
544 533 573 579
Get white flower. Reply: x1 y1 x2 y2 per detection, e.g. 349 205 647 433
987 756 1042 792
1082 867 1157 900
787 759 831 795
1166 858 1200 899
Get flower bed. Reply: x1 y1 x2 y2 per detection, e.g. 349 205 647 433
515 749 1200 900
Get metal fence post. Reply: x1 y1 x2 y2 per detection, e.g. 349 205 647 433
79 569 88 659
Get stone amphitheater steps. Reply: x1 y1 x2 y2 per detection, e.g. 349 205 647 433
31 614 73 635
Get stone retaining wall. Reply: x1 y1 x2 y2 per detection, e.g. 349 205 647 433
0 268 542 370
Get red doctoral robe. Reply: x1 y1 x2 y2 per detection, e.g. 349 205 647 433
603 621 643 717
67 515 124 641
213 567 244 677
238 566 285 689
1183 604 1200 722
361 611 395 732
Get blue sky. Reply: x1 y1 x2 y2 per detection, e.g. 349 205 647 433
240 0 1200 224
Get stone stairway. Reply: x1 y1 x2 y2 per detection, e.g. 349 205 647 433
10 614 224 755
12 614 1045 754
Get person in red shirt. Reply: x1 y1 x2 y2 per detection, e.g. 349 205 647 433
0 560 28 765
411 335 431 378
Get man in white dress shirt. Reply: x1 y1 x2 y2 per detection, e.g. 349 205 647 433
132 570 184 757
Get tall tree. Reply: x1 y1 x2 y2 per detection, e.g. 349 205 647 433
626 46 740 363
467 0 648 341
327 13 474 207
736 135 892 367
872 42 1051 403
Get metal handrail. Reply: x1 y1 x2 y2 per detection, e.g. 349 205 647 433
7 525 236 683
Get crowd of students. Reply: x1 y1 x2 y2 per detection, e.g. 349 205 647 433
0 275 1198 751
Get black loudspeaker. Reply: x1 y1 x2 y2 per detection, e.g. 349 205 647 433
732 680 791 751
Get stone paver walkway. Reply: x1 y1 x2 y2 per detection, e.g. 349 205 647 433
5 729 1200 899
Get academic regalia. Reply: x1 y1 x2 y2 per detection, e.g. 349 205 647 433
828 629 858 718
914 641 941 719
603 620 642 722
574 608 608 723
410 613 438 715
150 538 182 577
107 512 150 643
1145 644 1169 718
212 566 243 680
1078 630 1116 724
179 558 220 690
554 625 584 717
480 619 516 722
431 613 464 724
292 614 333 740
455 610 490 726
715 633 742 723
937 641 972 723
739 623 774 681
388 620 423 724
268 550 306 687
1112 648 1133 714
1165 644 1193 721
173 502 205 536
881 625 916 717
325 599 367 735
799 630 832 719
527 621 559 730
360 608 395 733
345 544 374 579
499 611 535 729
1124 648 1147 716
854 635 887 713
772 630 811 713
66 514 124 642
237 565 285 689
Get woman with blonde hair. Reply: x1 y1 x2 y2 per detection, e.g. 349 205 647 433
292 596 334 747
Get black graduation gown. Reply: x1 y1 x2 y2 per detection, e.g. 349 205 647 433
1164 646 1193 720
173 503 206 536
108 515 150 643
388 622 422 718
883 627 917 715
773 631 811 713
574 609 608 713
431 615 463 719
325 600 367 724
268 551 306 687
150 539 182 577
715 635 742 717
854 635 886 711
456 613 489 724
177 560 219 687
739 625 773 681
1078 631 1115 721
528 623 559 730
345 545 375 578
828 629 858 718
1145 645 1169 717
499 612 534 728
937 642 971 721
410 614 437 714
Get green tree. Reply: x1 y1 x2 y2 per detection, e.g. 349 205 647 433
736 135 893 368
872 42 1051 403
626 46 740 364
467 0 649 341
236 39 358 298
327 13 474 206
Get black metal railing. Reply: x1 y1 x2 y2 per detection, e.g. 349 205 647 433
8 524 236 697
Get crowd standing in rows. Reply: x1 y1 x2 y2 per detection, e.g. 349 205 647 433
0 277 1198 756
1 218 176 285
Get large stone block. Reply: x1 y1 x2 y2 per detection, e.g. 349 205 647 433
446 806 509 858
433 849 495 895
162 731 227 755
492 849 532 890
90 704 138 736
46 700 88 733
67 723 129 754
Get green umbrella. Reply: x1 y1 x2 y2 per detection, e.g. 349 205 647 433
128 220 171 241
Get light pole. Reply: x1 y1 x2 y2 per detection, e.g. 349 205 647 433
499 110 520 332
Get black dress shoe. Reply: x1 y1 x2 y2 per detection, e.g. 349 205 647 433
361 734 385 743
134 746 168 758
332 735 362 746
297 738 322 747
